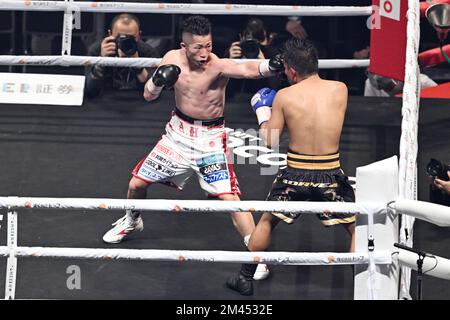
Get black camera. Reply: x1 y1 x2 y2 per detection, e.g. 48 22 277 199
240 37 260 59
115 34 138 57
426 158 450 181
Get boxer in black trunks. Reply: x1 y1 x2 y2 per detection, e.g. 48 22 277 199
226 38 355 296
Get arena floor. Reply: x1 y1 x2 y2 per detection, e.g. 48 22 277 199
0 90 449 300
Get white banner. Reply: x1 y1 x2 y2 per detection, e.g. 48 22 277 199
0 73 85 106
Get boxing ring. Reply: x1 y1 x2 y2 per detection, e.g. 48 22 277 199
1 1 450 300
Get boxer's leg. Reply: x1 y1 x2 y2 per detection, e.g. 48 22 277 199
218 193 255 239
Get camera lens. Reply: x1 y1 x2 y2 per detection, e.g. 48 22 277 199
116 35 138 56
240 39 260 59
427 159 442 176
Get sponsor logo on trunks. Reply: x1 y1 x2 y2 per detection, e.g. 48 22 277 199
144 158 176 177
155 144 182 162
200 162 227 175
197 154 225 167
203 170 229 184
138 167 166 181
150 152 179 169
281 179 338 188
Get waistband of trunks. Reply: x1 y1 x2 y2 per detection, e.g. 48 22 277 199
174 107 224 127
287 149 340 170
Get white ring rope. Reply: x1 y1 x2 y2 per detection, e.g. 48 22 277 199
394 199 450 227
0 197 386 216
398 0 421 300
0 56 370 69
396 249 450 281
4 210 17 300
0 246 392 265
0 1 372 16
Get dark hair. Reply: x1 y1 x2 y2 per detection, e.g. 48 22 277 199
283 38 318 77
111 13 141 30
241 18 266 42
182 15 211 36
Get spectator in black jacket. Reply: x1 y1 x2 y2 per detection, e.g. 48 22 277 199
85 13 158 98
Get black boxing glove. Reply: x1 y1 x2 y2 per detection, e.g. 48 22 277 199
152 64 181 87
258 54 284 77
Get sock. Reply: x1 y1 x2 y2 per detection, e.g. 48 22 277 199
243 234 251 247
126 209 141 220
240 235 257 280
240 263 258 281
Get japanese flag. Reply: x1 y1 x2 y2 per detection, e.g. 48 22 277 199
380 0 401 21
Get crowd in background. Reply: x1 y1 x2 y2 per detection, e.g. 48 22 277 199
0 0 447 98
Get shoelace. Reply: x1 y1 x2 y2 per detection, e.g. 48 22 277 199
111 216 127 227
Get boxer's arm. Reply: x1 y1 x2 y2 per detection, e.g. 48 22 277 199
219 55 283 79
219 58 262 79
143 50 177 101
260 92 285 148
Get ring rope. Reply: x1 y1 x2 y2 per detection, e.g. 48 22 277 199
0 246 392 265
398 0 421 300
0 56 370 69
0 1 372 16
0 197 387 216
4 210 17 300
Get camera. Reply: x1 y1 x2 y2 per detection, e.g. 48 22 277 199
426 158 450 181
115 34 138 57
240 36 260 59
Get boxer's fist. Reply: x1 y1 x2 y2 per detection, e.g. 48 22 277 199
152 64 181 87
268 54 284 73
251 88 276 125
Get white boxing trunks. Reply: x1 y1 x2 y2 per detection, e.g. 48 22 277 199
132 108 240 197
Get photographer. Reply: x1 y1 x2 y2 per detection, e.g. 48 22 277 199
427 159 450 206
85 14 158 99
223 18 286 96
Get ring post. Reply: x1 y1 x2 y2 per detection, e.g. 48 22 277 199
354 156 400 300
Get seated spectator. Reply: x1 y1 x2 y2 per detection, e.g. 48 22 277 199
85 13 158 99
364 71 437 97
285 16 308 40
360 46 437 97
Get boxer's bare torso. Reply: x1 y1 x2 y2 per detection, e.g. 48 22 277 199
148 33 262 120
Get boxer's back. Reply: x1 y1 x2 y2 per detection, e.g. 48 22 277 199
281 76 348 155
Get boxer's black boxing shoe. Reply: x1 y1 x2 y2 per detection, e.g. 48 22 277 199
226 274 253 296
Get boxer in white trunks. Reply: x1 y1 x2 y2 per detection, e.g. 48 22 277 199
102 15 283 280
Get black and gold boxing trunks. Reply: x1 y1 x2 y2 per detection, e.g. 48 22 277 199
267 150 356 226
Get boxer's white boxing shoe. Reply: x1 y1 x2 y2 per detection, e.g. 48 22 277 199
103 214 143 244
253 263 270 280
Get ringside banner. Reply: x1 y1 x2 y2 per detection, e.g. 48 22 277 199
369 0 408 81
0 73 85 106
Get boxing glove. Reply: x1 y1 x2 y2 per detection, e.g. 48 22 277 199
250 88 276 125
152 64 181 87
258 54 284 77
